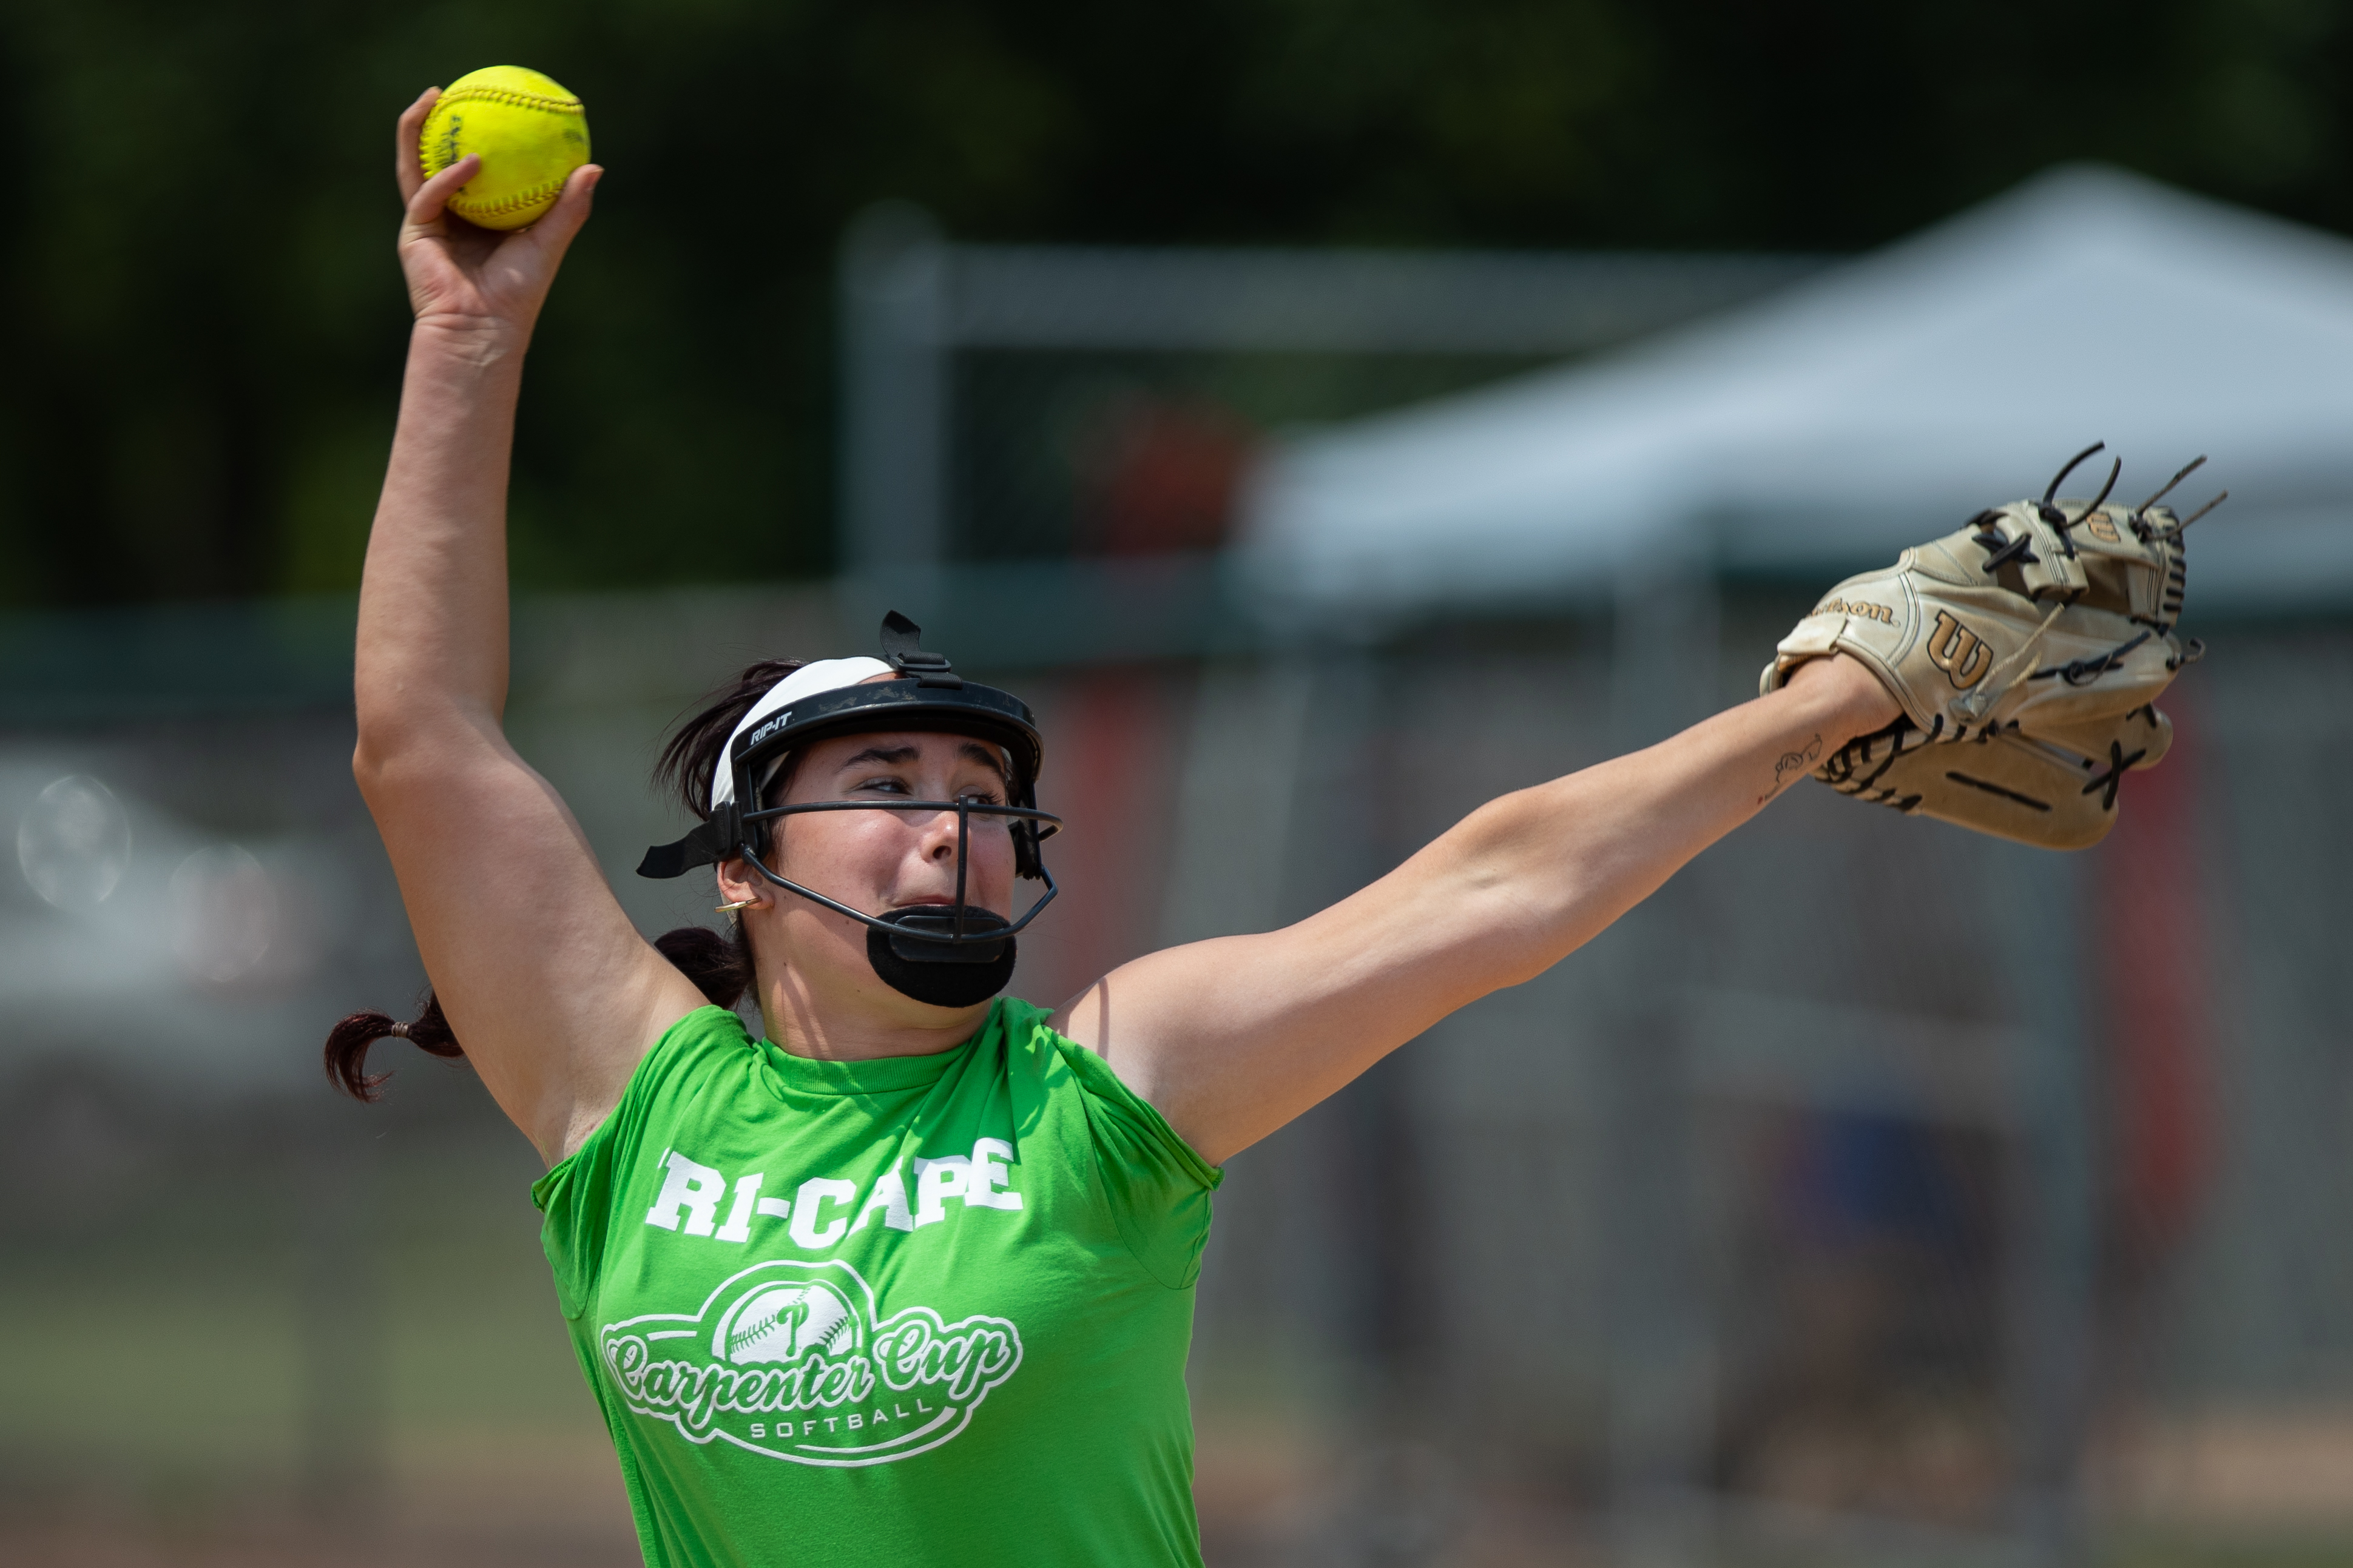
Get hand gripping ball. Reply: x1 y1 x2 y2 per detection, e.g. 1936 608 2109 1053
419 66 591 230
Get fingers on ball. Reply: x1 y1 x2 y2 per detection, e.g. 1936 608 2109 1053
395 88 442 194
408 155 480 223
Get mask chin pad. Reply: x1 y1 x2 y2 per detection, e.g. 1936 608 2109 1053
865 907 1016 1008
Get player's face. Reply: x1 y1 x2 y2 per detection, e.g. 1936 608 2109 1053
725 727 1021 1017
770 728 1019 920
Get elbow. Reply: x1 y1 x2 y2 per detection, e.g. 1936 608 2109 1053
351 690 416 795
351 730 393 800
351 720 416 810
351 695 496 804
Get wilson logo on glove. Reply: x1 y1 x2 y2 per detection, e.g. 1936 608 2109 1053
1926 612 1994 690
1760 443 2222 850
1812 596 1896 626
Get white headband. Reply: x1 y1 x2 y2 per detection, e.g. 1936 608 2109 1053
709 658 894 809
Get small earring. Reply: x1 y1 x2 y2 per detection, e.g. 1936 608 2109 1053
715 899 758 914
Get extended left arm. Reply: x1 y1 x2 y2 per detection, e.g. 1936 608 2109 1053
1052 654 1898 1165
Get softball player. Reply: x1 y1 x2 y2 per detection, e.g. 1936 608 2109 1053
333 87 1900 1568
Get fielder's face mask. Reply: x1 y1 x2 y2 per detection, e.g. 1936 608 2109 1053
636 613 1060 1008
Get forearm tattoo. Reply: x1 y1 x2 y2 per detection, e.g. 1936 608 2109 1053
1760 733 1823 804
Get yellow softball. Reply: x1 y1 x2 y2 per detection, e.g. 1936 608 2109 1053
419 66 591 231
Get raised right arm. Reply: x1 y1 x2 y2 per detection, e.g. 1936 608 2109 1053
354 90 704 1163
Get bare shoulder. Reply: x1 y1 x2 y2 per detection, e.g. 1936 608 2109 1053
364 730 710 1164
1045 924 1388 1166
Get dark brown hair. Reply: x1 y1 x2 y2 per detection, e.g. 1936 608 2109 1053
322 659 806 1102
655 657 809 818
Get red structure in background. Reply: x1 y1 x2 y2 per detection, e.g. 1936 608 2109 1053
2096 700 2216 1265
1076 394 1258 557
1001 390 1249 1004
1012 668 1180 1011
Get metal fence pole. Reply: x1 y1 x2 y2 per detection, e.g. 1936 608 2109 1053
839 203 949 576
1603 550 1721 1564
1995 840 2099 1565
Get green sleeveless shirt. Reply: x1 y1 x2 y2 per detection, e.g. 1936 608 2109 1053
531 998 1221 1567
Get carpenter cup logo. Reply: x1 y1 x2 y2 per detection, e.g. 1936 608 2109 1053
599 1260 1023 1467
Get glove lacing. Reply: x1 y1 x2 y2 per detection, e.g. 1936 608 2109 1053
1953 600 2067 724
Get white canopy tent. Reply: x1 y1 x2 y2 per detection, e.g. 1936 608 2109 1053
1239 166 2353 621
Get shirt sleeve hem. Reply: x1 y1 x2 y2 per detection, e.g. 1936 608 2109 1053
1044 1028 1221 1293
532 1003 743 1212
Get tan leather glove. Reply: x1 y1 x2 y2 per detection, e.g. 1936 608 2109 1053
1761 446 2216 849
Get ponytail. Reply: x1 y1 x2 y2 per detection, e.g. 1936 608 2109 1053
323 920 755 1102
654 923 754 1009
329 656 802 1103
323 989 462 1101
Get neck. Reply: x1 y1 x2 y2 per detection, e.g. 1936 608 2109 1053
755 965 994 1062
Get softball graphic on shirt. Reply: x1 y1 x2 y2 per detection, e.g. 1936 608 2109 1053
718 1279 862 1363
601 1259 1024 1467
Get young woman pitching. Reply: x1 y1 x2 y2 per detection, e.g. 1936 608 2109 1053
331 86 1905 1568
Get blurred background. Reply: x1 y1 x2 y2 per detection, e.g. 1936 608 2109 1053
8 2 2353 1564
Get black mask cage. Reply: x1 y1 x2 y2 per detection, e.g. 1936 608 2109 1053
636 613 1061 959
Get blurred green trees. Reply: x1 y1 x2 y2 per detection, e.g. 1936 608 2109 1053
2 0 2348 607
